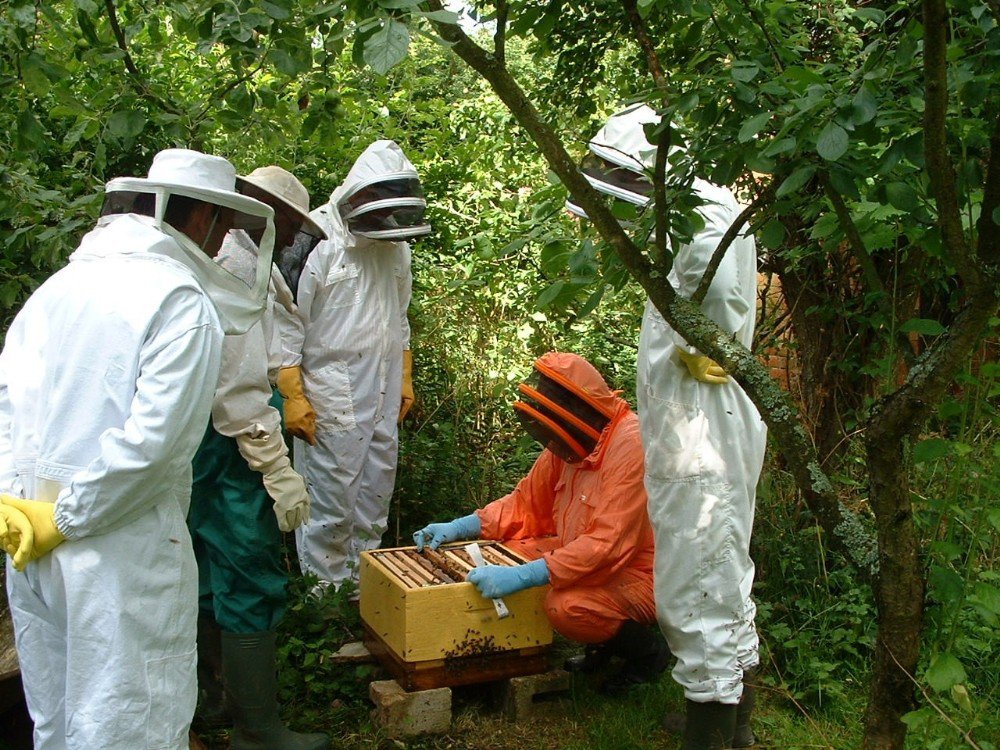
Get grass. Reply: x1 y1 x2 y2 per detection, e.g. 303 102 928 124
196 624 868 750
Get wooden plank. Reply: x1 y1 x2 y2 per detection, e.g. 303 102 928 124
375 551 422 589
363 622 550 691
480 546 514 567
386 551 436 586
443 550 474 574
494 544 532 565
421 548 463 582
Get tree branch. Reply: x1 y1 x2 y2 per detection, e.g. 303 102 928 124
652 124 671 272
102 0 183 116
819 175 917 365
693 180 774 305
922 0 979 289
976 112 1000 266
620 0 668 89
494 0 508 65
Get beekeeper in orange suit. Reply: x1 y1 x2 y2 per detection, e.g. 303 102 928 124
413 352 668 694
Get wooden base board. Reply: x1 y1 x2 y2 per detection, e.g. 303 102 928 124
363 623 550 692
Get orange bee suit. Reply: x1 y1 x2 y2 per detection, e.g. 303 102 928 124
475 353 656 644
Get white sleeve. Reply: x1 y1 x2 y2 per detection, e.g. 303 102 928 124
210 324 282 440
0 333 25 496
398 244 412 350
268 266 304 370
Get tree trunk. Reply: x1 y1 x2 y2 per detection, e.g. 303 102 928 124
863 436 924 749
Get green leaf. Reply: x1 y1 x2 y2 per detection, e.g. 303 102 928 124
925 653 966 692
363 19 410 75
15 110 45 150
776 166 816 198
20 52 52 96
269 47 307 75
851 87 877 125
900 318 945 335
575 285 606 319
987 508 1000 533
854 7 887 24
536 281 565 308
738 112 771 143
107 110 145 139
759 219 786 249
992 206 1000 226
886 182 919 211
816 122 849 161
261 0 292 20
731 61 759 83
914 438 951 463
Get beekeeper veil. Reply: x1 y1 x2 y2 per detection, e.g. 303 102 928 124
100 148 276 334
333 140 430 242
514 352 617 464
566 104 676 219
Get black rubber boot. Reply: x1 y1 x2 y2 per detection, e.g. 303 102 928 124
681 699 737 750
564 643 613 674
221 630 330 750
599 620 670 695
733 678 756 747
195 613 232 729
662 669 758 741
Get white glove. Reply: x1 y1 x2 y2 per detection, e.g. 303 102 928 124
235 429 311 532
262 463 311 532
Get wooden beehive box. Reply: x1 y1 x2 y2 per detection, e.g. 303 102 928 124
360 542 553 690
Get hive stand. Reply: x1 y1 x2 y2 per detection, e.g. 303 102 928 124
368 667 573 737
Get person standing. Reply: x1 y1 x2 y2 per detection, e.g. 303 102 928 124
0 149 275 750
189 166 329 750
282 140 428 593
567 105 767 749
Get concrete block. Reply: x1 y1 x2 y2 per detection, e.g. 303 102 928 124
503 668 571 721
369 679 451 736
331 640 375 664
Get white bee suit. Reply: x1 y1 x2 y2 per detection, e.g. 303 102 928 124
579 105 767 705
288 141 413 586
637 181 767 703
0 214 224 750
637 179 766 704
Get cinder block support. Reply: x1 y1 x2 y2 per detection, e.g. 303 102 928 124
369 679 452 737
331 641 376 665
503 669 571 721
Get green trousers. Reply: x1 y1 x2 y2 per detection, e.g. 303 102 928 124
189 392 287 633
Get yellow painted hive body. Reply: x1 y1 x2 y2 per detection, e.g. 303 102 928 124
359 543 553 663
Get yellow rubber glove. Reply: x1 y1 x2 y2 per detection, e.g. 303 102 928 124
0 495 66 569
276 365 317 446
678 350 729 384
0 502 34 571
399 350 414 424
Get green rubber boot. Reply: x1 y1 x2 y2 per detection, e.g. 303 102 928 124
732 677 756 747
221 630 329 750
681 699 737 750
195 614 232 729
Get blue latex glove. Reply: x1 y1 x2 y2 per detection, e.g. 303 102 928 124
467 558 550 599
412 513 481 551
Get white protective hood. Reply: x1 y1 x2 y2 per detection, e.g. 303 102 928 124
567 104 686 217
103 150 275 335
331 140 430 242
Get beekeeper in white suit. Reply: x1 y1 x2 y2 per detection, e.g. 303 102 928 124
280 140 427 591
0 149 275 750
567 105 767 750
